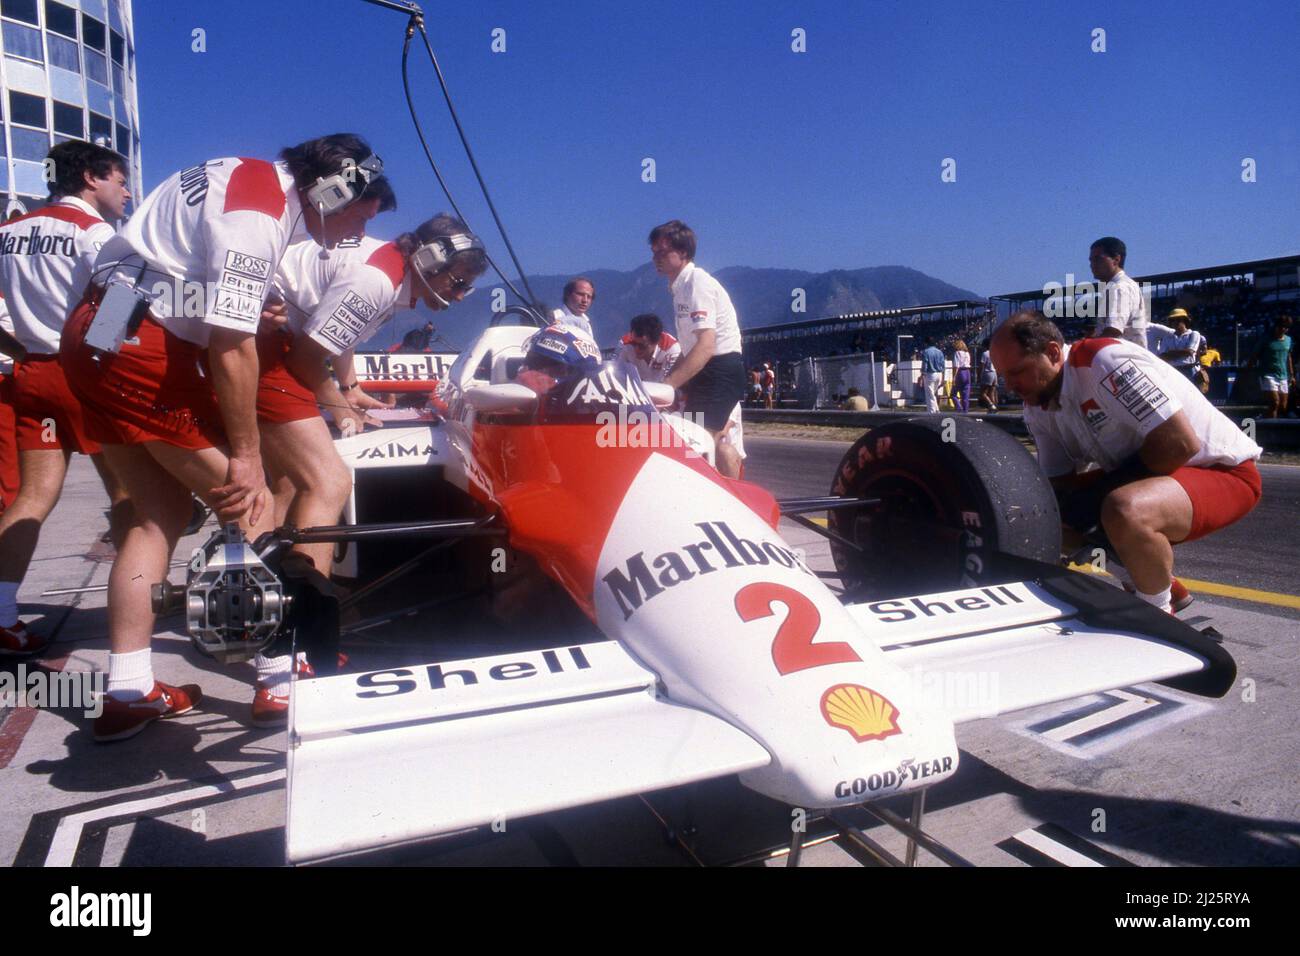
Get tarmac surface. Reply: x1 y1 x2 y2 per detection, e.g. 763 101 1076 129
1 433 1297 867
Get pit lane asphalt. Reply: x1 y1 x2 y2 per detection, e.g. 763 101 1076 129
1 445 1296 868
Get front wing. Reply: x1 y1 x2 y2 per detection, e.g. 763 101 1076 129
286 572 1233 864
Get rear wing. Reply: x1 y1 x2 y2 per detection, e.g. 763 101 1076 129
286 571 1233 863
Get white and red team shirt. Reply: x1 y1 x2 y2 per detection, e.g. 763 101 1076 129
669 262 742 357
618 331 680 383
0 196 114 354
96 157 304 347
1023 338 1260 478
0 294 14 374
273 235 407 355
1092 269 1149 349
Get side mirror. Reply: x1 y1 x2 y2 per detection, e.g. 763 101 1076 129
643 382 674 408
463 383 538 415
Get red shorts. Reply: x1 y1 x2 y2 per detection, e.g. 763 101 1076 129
61 292 227 451
256 330 319 425
9 354 101 454
0 373 19 509
1171 458 1262 542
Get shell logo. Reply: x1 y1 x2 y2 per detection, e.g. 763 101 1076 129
820 684 902 743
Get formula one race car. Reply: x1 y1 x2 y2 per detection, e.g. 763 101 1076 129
164 315 1236 866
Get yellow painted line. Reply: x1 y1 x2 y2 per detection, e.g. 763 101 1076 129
1068 562 1300 610
798 526 1299 610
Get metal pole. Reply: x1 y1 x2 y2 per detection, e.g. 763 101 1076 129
905 790 925 866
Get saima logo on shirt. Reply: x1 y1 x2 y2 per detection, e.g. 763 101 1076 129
0 226 76 258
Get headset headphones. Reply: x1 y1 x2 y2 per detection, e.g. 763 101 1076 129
410 230 483 280
305 152 385 217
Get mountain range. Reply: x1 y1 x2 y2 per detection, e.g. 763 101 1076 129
364 262 983 352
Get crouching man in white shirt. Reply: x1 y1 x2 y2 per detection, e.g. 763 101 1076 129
991 310 1261 613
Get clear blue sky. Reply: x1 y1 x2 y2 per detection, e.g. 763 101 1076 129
135 0 1299 298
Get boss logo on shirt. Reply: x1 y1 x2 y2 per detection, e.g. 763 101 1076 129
341 291 377 322
0 226 76 258
225 250 271 280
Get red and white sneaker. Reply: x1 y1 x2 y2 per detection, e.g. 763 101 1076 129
250 683 290 729
1122 577 1195 613
251 653 350 728
0 621 50 658
292 652 349 679
93 681 202 743
1170 578 1194 613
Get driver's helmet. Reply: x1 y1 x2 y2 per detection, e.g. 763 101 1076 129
524 325 601 372
518 325 601 395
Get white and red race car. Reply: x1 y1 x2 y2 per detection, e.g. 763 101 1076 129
172 318 1235 865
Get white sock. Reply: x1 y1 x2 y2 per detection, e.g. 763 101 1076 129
1136 586 1173 613
107 648 155 701
254 652 293 697
0 581 19 628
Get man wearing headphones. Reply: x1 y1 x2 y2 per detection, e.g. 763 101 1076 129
61 133 389 741
245 213 487 726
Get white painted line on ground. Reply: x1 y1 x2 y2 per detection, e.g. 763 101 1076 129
44 769 285 866
1012 828 1103 867
1040 690 1156 742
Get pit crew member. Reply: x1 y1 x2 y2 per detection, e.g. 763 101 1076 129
618 312 679 383
619 311 748 466
991 310 1262 613
0 295 19 515
1089 236 1149 348
61 134 388 741
553 276 596 342
0 141 132 657
247 212 485 725
650 220 747 478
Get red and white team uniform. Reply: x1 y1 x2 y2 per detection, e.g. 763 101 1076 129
61 158 305 448
0 196 114 457
1024 338 1262 541
259 235 407 423
618 330 680 383
0 296 19 510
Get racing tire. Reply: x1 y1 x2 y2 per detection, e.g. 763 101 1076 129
828 416 1060 600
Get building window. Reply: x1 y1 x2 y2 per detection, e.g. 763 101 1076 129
112 63 125 93
10 127 51 162
110 29 123 65
115 122 129 154
9 90 47 129
52 100 83 137
2 19 43 61
1 0 40 26
81 13 105 51
84 47 107 85
45 0 77 38
88 111 111 145
47 31 78 71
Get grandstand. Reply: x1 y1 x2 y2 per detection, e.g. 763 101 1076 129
741 300 990 366
990 254 1299 363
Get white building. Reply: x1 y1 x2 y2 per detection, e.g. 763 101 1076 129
0 0 140 216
